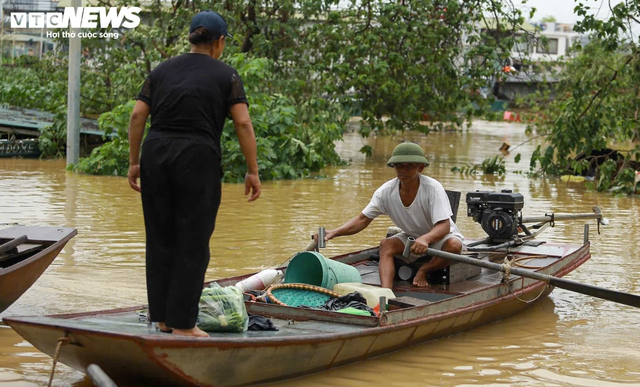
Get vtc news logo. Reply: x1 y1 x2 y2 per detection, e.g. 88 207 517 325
10 7 141 29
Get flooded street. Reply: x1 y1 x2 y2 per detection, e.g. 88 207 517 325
0 121 639 386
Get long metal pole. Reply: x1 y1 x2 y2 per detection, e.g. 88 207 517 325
521 207 603 224
39 27 43 60
66 0 81 165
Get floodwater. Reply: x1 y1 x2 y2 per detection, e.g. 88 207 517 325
0 121 639 387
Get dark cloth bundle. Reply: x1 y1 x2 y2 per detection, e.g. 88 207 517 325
322 292 377 316
248 314 279 331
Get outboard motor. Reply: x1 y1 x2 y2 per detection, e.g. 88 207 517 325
466 190 525 242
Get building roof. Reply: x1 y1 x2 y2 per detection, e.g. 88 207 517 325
504 72 559 83
0 105 103 136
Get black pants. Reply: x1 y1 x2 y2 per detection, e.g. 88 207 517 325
140 138 221 329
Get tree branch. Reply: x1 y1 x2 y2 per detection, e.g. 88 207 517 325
578 52 636 119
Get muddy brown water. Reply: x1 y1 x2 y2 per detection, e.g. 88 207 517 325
0 121 639 386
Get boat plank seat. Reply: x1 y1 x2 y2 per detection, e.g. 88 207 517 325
0 235 28 255
390 190 482 285
0 238 43 264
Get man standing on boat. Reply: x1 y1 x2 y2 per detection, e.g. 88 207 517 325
127 11 261 337
321 142 463 289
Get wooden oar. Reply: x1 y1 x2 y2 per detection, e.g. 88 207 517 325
304 239 318 252
426 248 640 309
0 235 27 255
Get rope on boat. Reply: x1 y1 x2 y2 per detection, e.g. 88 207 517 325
501 256 513 281
47 334 70 387
502 256 550 304
501 256 547 280
508 281 550 304
511 255 547 269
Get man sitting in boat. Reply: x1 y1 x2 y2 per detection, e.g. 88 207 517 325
320 142 464 288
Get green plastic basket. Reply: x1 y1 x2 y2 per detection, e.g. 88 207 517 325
266 283 340 308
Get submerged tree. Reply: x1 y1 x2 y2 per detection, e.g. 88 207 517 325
522 0 640 194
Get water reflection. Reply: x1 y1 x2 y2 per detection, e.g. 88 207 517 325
0 121 639 386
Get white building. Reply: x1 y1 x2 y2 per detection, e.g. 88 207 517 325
521 22 586 61
490 20 590 101
0 0 59 61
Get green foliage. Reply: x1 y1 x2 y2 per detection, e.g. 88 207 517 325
0 57 67 112
481 156 507 175
220 56 346 181
71 57 346 180
573 1 639 52
38 108 67 159
68 101 137 175
451 156 506 176
513 1 640 194
360 145 374 158
67 135 130 176
1 0 533 176
297 1 523 133
522 40 640 193
208 0 526 133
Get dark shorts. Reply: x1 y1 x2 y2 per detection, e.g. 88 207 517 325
392 232 464 264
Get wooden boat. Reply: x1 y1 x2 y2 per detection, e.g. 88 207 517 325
3 226 596 387
0 226 77 313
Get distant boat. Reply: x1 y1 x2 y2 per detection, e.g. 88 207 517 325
0 226 77 313
0 138 41 158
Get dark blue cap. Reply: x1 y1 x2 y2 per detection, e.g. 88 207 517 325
189 11 233 40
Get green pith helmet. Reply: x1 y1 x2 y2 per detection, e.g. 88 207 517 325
386 142 430 167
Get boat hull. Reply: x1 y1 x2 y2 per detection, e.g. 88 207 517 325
7 284 556 387
0 226 77 313
4 243 590 387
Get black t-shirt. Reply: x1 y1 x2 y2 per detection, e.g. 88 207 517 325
137 53 248 159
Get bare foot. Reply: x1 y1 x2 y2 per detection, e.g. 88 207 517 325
413 271 429 287
172 326 209 338
157 322 173 333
